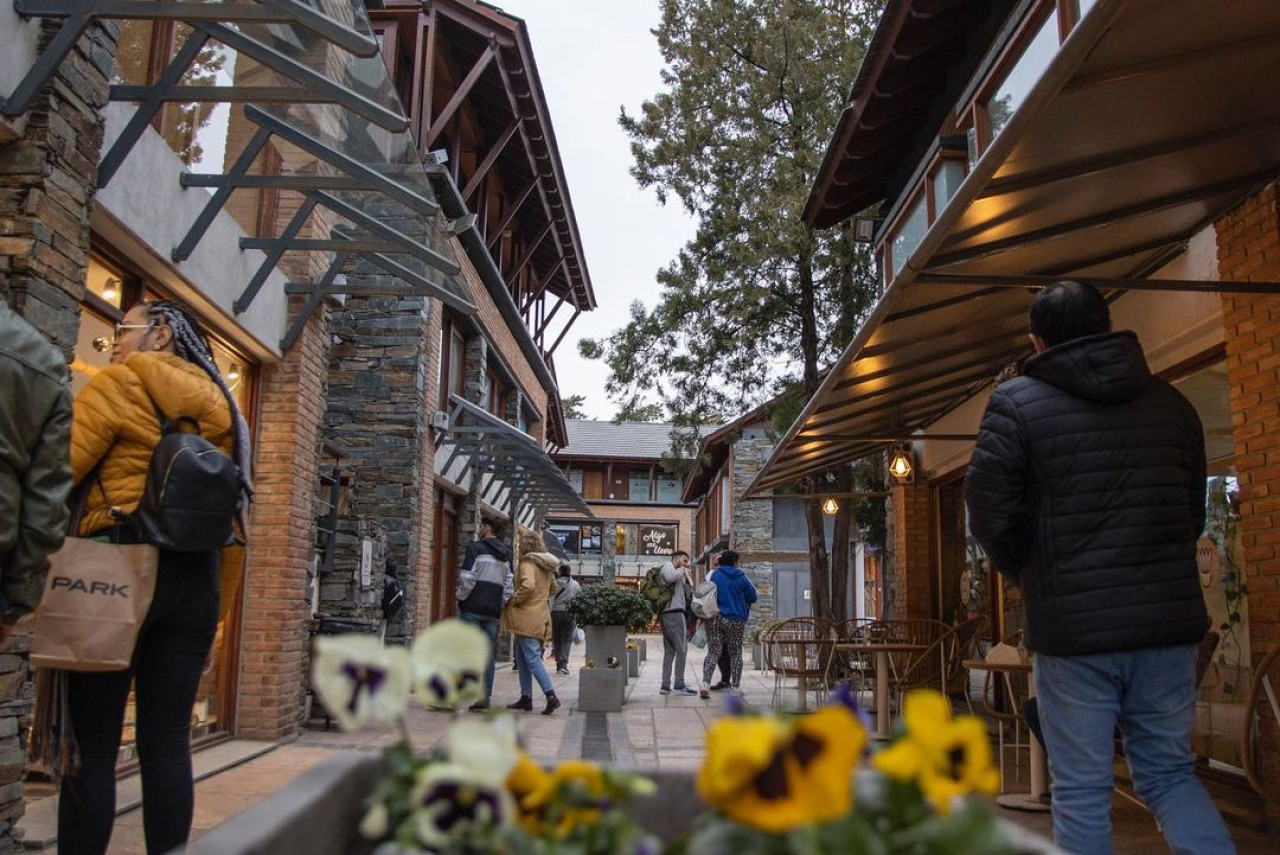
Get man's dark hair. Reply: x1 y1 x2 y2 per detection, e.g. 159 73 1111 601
485 518 510 541
718 550 739 566
1028 281 1111 348
672 549 689 560
558 562 572 577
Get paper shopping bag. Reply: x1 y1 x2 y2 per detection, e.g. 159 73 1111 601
31 537 158 672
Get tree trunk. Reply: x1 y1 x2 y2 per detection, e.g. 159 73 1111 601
830 466 853 623
796 250 831 619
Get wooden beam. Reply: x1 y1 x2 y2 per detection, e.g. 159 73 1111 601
831 328 1024 392
522 255 566 313
546 307 581 357
463 118 519 201
802 365 1005 435
535 291 569 341
913 272 1280 295
507 220 553 283
488 178 538 253
423 42 497 150
419 5 438 145
883 287 1008 324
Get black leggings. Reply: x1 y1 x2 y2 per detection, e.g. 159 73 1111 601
58 548 219 855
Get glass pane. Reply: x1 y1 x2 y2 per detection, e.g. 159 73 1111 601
211 340 254 416
112 20 154 86
890 195 928 276
84 255 124 309
1078 0 1099 17
159 25 235 171
932 160 966 212
986 13 1059 142
70 308 114 397
629 470 652 503
580 525 602 555
656 477 682 503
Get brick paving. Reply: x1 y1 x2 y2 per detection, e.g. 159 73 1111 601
54 634 1274 854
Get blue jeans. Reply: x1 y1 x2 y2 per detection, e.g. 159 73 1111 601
458 611 499 701
514 635 553 697
1035 645 1235 855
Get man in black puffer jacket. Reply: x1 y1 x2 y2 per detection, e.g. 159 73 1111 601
966 282 1233 855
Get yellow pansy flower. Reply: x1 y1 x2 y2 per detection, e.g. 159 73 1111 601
506 754 609 838
697 705 866 833
872 690 1000 814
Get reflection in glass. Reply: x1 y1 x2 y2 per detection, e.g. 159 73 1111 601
932 160 965 212
985 13 1059 142
890 194 928 277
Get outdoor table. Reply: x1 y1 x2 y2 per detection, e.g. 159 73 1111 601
963 658 1050 813
835 641 926 738
773 637 838 713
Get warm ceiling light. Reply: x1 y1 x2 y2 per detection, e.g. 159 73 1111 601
821 497 839 516
102 277 120 301
227 364 241 382
888 443 914 483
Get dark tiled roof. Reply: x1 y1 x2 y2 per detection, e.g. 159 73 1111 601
556 421 679 460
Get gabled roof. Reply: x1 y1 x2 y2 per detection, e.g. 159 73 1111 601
555 421 680 461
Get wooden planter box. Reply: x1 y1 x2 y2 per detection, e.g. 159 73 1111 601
179 755 1061 855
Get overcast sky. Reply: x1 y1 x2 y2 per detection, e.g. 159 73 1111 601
493 1 695 420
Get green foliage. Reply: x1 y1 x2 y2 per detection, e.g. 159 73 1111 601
583 0 885 458
561 394 589 420
613 401 667 423
567 584 655 632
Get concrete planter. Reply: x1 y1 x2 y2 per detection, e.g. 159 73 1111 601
584 624 626 671
634 637 648 661
627 647 641 677
179 756 1060 855
577 666 626 712
751 643 766 671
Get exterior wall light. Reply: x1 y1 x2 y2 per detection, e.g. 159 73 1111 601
821 497 840 516
888 442 915 484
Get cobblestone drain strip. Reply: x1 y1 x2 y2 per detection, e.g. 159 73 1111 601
581 712 612 762
606 712 634 766
557 708 587 760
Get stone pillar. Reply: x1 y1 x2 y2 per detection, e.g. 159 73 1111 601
1215 180 1280 822
729 427 775 634
0 19 115 848
323 292 434 641
886 482 933 620
238 299 328 740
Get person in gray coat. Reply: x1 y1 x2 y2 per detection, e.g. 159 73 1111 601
659 550 695 695
0 301 73 644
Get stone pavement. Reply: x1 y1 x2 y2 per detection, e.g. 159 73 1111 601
27 633 1274 854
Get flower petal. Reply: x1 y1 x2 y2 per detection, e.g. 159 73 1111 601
311 635 411 732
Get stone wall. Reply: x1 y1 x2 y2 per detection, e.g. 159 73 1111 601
1215 179 1280 822
728 426 775 634
323 292 435 641
0 19 116 850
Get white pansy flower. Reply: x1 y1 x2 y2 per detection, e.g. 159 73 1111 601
409 762 513 848
358 799 391 839
445 716 519 784
412 619 491 709
312 634 411 731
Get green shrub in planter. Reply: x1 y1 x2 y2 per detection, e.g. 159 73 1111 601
567 583 653 632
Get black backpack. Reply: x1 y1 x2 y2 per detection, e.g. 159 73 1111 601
134 401 241 552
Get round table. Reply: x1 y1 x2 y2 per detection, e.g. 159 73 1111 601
963 658 1050 813
835 642 926 738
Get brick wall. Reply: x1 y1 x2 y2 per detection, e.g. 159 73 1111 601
238 299 328 740
888 482 934 620
0 19 115 850
1215 179 1280 820
415 297 445 630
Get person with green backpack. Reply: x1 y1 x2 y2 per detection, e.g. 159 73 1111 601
652 550 696 695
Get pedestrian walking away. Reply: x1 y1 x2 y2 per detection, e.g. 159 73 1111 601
456 518 513 711
502 527 561 715
0 300 73 647
550 561 580 675
57 300 251 855
965 281 1235 855
657 550 696 694
700 550 756 698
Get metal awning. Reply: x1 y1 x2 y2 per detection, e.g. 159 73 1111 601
436 395 594 525
3 0 476 349
750 0 1280 494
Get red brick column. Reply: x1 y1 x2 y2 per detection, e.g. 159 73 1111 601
236 300 327 740
1215 179 1280 821
414 297 445 632
889 482 934 620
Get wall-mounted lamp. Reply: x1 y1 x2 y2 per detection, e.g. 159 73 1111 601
227 364 241 382
851 216 882 244
821 497 840 516
102 277 120 302
92 336 111 353
888 442 915 484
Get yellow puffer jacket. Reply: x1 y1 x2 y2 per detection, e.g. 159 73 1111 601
71 352 234 536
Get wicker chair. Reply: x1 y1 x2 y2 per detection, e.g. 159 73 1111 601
946 616 989 712
879 619 950 711
834 618 883 692
762 617 839 712
1243 642 1280 800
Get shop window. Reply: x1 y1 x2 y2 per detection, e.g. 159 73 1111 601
984 10 1059 143
549 523 601 558
655 476 683 504
615 523 677 559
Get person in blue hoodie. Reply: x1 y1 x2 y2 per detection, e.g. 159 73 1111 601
700 550 756 697
456 518 513 710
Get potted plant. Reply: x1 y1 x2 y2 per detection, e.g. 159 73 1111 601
183 633 1059 855
566 584 653 672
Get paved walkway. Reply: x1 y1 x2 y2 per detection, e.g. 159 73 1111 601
28 634 1273 854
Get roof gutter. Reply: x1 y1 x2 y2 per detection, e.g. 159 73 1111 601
746 0 1128 497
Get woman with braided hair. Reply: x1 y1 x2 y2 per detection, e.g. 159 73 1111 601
59 299 250 855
